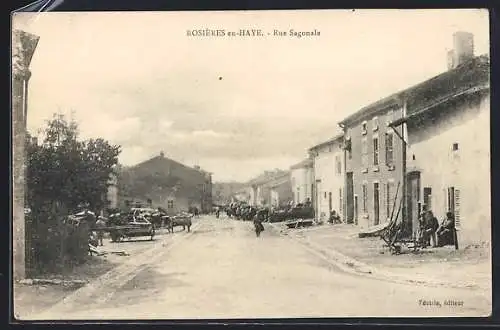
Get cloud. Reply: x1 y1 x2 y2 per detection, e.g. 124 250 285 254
19 10 489 182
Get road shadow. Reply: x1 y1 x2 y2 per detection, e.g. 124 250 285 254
192 227 234 235
108 268 190 307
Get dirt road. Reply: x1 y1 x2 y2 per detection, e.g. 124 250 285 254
28 216 491 320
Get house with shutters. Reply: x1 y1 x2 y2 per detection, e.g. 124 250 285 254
339 31 490 246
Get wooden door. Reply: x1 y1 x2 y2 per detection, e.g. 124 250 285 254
406 171 421 237
346 172 354 223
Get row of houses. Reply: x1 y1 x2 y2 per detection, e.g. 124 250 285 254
232 169 294 208
238 31 490 247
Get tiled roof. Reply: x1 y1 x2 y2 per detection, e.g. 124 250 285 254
339 55 490 126
247 170 288 186
308 133 344 152
290 158 313 170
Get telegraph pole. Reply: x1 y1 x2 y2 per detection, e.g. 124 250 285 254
12 29 39 280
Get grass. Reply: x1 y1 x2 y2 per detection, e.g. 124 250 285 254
13 256 117 320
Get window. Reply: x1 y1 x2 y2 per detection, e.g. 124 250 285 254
335 155 342 175
373 117 379 131
423 187 432 211
373 137 379 166
452 143 459 151
344 136 352 159
362 137 368 170
324 191 327 199
362 121 367 135
167 200 174 209
386 110 394 126
385 132 394 165
362 184 368 213
373 182 380 225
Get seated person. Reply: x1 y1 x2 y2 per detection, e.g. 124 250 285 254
436 212 456 247
329 210 341 224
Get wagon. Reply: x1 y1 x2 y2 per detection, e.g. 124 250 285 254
107 216 155 242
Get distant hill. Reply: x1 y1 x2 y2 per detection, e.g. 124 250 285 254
212 182 246 204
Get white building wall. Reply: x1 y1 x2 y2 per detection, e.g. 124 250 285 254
407 91 490 246
313 143 344 221
291 166 313 204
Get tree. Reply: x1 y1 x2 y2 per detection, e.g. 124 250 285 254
27 113 121 215
25 113 121 272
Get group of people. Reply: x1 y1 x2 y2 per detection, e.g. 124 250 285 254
418 209 457 248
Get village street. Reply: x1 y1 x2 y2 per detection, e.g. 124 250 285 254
26 216 490 320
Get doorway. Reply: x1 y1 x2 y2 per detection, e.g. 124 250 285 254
407 171 421 237
328 192 332 217
346 172 354 223
373 182 380 225
354 195 359 225
315 180 321 221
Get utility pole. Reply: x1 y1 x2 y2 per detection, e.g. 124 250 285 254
12 29 39 280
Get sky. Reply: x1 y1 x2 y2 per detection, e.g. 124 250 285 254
13 9 489 182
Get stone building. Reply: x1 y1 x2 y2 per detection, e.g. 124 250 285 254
262 171 293 208
117 152 213 215
390 33 490 245
246 169 289 207
339 31 490 246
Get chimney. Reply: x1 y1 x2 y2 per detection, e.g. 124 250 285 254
448 31 474 70
160 151 165 158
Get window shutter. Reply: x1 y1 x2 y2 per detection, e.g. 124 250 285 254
454 189 461 229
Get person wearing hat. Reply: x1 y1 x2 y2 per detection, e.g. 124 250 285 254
423 210 439 247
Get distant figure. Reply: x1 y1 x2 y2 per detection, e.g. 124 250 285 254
95 216 107 246
215 206 220 219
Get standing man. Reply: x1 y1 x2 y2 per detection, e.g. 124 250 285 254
95 216 107 246
423 210 439 248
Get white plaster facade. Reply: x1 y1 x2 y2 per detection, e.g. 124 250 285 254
290 159 313 205
310 136 344 222
406 89 490 246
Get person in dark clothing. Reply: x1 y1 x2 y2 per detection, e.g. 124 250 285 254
423 210 439 247
437 212 456 247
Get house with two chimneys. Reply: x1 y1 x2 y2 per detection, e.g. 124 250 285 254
335 31 489 246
